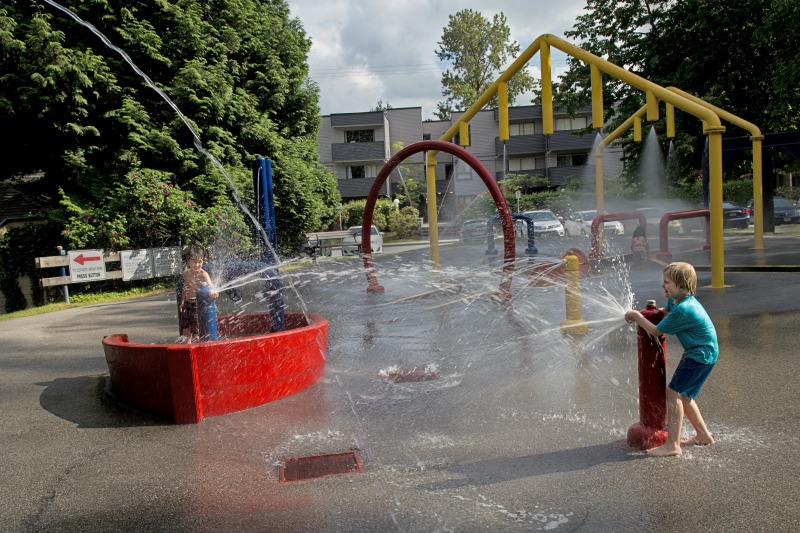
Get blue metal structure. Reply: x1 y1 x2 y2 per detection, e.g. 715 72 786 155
486 213 538 256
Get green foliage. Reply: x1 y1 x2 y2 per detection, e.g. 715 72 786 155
0 223 61 312
339 199 394 231
552 0 800 188
435 9 535 120
0 0 338 258
388 206 421 239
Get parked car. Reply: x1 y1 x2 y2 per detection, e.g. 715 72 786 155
722 201 750 229
564 210 625 236
342 225 383 255
517 209 565 237
459 219 495 242
746 197 800 225
635 207 684 235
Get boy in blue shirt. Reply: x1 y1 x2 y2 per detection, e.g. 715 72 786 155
625 262 717 457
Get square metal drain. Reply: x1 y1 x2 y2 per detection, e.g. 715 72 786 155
278 450 363 483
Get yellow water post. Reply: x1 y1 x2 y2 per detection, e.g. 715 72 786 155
634 116 642 142
425 151 440 269
541 42 553 135
560 253 588 334
707 127 726 288
499 82 509 141
666 103 675 138
591 64 603 130
646 90 659 121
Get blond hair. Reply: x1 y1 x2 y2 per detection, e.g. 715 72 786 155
664 262 697 295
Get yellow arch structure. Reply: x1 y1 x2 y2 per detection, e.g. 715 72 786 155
428 34 746 289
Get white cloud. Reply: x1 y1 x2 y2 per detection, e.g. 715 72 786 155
287 0 586 119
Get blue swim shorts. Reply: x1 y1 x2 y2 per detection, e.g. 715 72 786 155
668 357 715 399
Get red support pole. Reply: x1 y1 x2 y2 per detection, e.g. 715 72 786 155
627 300 668 450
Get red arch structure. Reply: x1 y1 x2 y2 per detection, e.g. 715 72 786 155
360 140 516 300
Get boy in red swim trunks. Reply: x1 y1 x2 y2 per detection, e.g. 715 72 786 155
179 246 218 343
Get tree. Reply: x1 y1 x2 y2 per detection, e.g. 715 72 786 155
551 0 800 188
0 0 339 255
435 9 535 120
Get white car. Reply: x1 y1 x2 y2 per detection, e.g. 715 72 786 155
518 210 565 237
342 225 383 255
564 210 625 236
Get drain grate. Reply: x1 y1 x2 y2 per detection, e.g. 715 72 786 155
278 450 363 483
381 366 440 383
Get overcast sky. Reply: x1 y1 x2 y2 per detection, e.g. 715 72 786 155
286 0 588 120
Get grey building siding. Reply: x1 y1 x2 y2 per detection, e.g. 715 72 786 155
332 141 385 162
317 105 622 209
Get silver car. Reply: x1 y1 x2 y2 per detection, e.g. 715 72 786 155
564 210 625 236
518 210 565 237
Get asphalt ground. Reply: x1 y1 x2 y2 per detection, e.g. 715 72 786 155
1 227 799 532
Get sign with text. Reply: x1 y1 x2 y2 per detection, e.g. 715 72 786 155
68 249 106 283
153 247 182 277
120 249 154 281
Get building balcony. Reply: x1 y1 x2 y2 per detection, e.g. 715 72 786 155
495 131 596 157
332 141 386 163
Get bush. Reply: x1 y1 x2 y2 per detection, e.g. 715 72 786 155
388 206 420 238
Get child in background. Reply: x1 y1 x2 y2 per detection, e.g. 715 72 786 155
624 262 717 457
631 225 649 260
179 246 218 343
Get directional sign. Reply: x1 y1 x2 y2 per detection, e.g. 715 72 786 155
68 249 106 283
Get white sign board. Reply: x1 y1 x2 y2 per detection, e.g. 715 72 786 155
153 247 182 277
68 249 106 283
120 249 154 281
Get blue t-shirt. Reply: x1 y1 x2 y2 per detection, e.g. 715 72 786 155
658 295 718 364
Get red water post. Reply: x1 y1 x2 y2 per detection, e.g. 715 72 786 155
626 300 668 450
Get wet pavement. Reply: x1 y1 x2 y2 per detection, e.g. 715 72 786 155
2 228 799 532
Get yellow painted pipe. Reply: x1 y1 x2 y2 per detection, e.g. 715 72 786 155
498 82 509 141
541 42 553 136
666 103 675 138
646 90 659 121
560 253 588 334
591 64 604 130
634 116 642 142
425 152 440 269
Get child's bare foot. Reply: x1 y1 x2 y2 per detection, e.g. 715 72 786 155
680 436 715 446
646 444 682 457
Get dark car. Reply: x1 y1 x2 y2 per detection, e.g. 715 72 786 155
459 219 495 242
745 197 800 225
722 201 749 229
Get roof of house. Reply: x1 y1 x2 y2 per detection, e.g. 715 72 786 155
0 182 47 225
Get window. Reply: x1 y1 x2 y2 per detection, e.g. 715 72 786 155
423 133 432 140
345 165 377 179
509 122 535 136
345 129 374 143
555 116 589 131
556 153 589 167
508 157 545 171
455 160 473 181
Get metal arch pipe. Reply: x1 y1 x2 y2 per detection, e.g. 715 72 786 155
361 140 516 299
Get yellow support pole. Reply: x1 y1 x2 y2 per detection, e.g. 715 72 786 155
498 82 509 141
707 127 726 288
666 103 675 138
560 253 588 334
541 42 553 135
646 90 659 121
425 152 440 270
634 116 642 142
459 121 469 147
591 64 603 130
752 136 764 250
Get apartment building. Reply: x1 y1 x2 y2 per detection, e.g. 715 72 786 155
316 105 622 220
